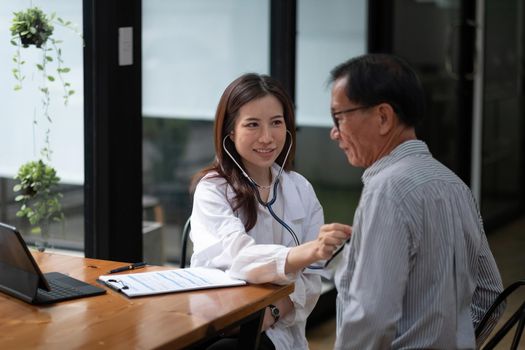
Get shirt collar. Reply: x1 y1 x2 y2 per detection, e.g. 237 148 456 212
362 140 431 184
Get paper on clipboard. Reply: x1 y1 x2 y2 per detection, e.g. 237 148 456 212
98 267 247 297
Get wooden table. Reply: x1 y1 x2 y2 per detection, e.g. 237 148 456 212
0 252 294 349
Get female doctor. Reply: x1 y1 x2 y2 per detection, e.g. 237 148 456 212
190 73 351 350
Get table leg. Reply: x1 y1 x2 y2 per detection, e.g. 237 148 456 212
238 308 265 349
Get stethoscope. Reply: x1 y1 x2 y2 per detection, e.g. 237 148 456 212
222 131 346 269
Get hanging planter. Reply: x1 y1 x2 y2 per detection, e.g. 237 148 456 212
10 7 54 48
10 6 77 101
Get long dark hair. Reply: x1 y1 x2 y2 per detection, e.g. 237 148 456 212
191 73 296 232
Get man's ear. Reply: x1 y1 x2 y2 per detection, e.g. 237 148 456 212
377 103 397 136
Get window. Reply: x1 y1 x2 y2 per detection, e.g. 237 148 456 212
0 0 84 251
142 0 270 264
295 0 367 224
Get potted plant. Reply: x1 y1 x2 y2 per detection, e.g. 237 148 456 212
10 6 80 250
10 6 78 104
10 7 54 48
13 160 64 252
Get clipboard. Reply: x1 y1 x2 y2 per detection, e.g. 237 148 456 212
98 267 246 297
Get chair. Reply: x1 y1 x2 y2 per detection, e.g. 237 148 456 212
142 196 165 265
476 279 525 350
180 217 191 268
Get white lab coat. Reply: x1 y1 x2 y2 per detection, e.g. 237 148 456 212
190 165 324 350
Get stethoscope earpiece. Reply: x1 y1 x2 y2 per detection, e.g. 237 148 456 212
221 129 302 247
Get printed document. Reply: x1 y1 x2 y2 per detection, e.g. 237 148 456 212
98 267 246 297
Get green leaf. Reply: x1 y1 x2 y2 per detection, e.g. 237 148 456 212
10 39 17 46
36 64 44 70
14 85 22 91
47 75 55 82
68 90 75 95
29 27 37 34
60 67 70 73
45 56 53 62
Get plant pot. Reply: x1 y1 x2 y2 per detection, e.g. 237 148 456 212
20 34 45 48
20 35 33 47
33 219 51 252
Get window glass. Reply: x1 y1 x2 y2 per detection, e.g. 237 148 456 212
143 0 269 121
480 0 524 223
296 0 367 127
0 1 84 251
295 0 367 227
142 0 270 264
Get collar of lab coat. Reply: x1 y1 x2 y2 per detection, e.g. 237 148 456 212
271 164 306 221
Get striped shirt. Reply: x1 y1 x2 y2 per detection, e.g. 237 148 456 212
334 140 504 350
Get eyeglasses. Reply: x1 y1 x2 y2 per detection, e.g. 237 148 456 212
331 105 372 130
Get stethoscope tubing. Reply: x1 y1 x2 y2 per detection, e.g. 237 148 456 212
222 131 344 269
252 179 300 246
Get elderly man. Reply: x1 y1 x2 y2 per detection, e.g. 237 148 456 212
328 53 504 349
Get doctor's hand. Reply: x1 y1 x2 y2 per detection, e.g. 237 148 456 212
313 223 352 260
285 223 352 274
